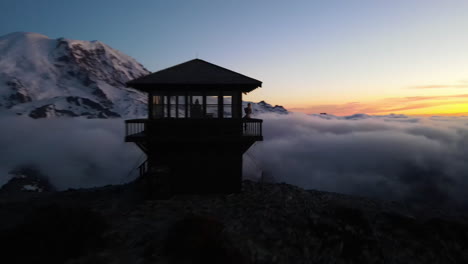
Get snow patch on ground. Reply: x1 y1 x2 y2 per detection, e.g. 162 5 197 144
22 184 43 192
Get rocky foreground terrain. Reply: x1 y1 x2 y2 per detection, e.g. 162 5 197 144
0 179 467 264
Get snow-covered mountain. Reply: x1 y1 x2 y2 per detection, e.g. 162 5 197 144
245 100 288 115
0 32 149 118
0 32 287 118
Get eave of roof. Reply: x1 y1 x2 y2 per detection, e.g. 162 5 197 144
126 59 262 93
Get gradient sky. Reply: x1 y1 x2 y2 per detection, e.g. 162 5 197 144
1 0 467 116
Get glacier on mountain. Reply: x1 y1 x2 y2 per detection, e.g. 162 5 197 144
0 32 149 118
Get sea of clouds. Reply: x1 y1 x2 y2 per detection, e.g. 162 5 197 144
246 113 468 208
1 112 467 207
0 114 142 189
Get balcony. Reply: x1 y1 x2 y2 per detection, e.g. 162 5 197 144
125 118 263 142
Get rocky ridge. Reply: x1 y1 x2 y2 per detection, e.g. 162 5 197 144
0 180 466 264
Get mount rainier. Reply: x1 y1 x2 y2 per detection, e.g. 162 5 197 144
0 32 287 118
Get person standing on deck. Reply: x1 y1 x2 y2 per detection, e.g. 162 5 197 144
244 103 253 118
191 99 202 118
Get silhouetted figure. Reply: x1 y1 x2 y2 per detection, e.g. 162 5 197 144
244 103 252 119
191 99 202 118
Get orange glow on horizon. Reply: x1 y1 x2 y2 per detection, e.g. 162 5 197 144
286 94 468 116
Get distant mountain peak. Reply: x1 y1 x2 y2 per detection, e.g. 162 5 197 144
250 100 288 115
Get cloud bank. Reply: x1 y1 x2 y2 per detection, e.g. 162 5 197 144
1 112 468 208
0 114 142 189
246 113 468 208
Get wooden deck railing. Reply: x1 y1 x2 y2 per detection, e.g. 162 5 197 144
125 119 147 136
125 118 263 138
242 119 262 136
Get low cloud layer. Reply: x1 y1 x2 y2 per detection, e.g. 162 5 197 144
246 113 468 208
1 112 468 208
0 114 141 189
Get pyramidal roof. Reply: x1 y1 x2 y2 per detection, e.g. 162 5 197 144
127 59 262 93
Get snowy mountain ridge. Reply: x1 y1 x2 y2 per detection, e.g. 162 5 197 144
0 32 287 118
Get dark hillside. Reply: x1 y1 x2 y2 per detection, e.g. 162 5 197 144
0 181 467 264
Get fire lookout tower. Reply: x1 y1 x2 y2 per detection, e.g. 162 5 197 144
125 59 263 196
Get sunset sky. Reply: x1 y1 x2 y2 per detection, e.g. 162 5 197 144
1 0 467 116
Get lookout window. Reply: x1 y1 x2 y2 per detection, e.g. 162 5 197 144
149 92 241 119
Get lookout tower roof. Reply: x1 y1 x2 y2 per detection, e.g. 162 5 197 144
126 59 262 93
